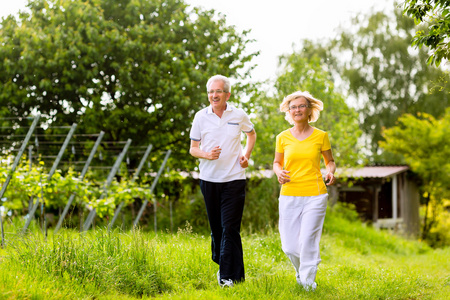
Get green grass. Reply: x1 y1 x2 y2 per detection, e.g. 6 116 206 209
0 207 449 299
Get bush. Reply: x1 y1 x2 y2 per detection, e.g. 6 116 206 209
144 175 281 235
323 202 430 256
424 200 450 248
242 175 280 233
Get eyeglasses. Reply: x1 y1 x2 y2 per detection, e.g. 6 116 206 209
289 104 309 110
207 89 227 95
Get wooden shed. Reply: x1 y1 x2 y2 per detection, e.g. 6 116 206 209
329 166 421 237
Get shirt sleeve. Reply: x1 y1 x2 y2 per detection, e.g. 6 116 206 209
275 133 284 154
240 110 254 133
189 113 201 141
321 132 331 151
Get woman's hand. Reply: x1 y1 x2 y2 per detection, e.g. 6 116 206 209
322 149 336 186
276 170 291 185
325 172 336 186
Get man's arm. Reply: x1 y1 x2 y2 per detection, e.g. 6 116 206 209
239 129 256 168
190 140 221 160
244 129 256 159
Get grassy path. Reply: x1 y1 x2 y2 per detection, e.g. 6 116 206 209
0 208 449 299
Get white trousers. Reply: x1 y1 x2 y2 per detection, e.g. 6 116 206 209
278 194 328 289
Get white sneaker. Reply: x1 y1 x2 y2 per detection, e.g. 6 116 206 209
303 282 317 292
217 270 234 287
219 279 234 288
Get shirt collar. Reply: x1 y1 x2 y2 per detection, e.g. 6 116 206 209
207 104 233 114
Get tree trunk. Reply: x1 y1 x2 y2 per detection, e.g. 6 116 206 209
421 194 431 240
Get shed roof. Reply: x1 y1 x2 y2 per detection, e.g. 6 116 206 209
340 166 409 178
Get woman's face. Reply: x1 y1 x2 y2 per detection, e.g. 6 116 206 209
288 97 310 123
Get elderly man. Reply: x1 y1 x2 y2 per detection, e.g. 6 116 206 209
189 74 256 287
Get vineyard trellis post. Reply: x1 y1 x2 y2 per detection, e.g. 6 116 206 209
22 123 78 234
0 115 41 248
28 145 33 169
27 145 33 213
133 149 171 231
53 131 105 234
82 138 132 232
108 144 153 231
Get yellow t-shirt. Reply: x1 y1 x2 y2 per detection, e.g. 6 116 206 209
275 128 331 196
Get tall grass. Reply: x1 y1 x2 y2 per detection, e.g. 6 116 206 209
0 206 449 299
2 228 165 298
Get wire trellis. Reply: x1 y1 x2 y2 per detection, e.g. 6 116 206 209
0 116 171 243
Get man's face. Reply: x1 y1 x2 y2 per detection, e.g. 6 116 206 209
208 80 230 110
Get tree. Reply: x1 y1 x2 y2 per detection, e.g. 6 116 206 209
251 55 363 170
0 0 257 170
299 6 449 163
380 108 450 240
403 0 450 66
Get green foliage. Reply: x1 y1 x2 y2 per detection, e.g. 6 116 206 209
6 228 165 297
1 215 449 299
422 198 450 248
102 179 153 218
380 109 450 195
0 0 257 171
145 175 281 234
242 175 280 233
403 0 450 66
324 203 430 255
380 108 450 242
164 184 209 233
0 157 155 227
252 56 363 170
299 5 449 163
249 90 285 170
1 158 90 214
149 175 281 235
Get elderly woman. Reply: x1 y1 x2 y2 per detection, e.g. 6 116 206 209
273 91 336 291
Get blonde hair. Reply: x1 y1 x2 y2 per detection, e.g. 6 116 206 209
279 91 323 124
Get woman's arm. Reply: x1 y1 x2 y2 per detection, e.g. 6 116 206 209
273 151 290 185
322 149 336 186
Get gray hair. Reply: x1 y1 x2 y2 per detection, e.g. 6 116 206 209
206 75 231 93
280 91 324 124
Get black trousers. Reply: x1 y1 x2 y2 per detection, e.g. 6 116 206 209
200 179 246 283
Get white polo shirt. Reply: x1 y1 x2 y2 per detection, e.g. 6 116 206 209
190 104 254 183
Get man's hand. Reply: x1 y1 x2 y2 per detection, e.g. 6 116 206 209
239 155 249 168
207 146 222 160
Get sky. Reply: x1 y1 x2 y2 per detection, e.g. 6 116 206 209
1 0 396 83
